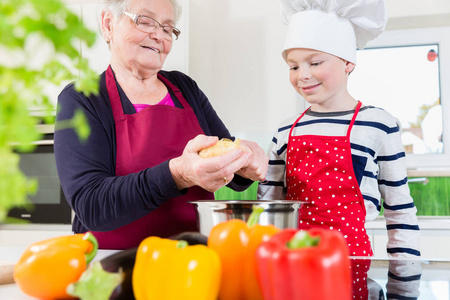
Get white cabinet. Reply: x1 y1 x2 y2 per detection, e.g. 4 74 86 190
0 225 72 247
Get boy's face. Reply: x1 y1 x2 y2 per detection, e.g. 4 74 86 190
285 48 355 111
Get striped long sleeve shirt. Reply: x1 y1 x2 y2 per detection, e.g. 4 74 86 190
258 105 421 257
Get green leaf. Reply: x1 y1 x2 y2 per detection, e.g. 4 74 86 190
0 0 98 218
67 262 124 300
72 109 91 142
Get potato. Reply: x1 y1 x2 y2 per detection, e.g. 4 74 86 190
199 138 249 158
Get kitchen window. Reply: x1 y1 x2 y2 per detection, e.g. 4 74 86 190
348 26 450 170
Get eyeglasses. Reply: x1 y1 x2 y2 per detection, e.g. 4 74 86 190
123 11 181 40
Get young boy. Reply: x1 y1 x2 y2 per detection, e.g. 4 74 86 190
258 0 421 259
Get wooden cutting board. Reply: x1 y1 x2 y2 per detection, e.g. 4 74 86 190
0 261 15 285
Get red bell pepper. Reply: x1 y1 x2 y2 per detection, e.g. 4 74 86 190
255 228 352 300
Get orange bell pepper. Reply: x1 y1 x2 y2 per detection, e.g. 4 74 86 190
14 232 98 299
207 205 280 300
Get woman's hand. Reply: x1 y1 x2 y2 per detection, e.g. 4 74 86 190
235 139 269 182
169 135 252 192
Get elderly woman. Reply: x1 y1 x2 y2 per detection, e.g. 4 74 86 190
54 0 268 249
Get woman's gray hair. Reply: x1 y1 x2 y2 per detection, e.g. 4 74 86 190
98 0 182 24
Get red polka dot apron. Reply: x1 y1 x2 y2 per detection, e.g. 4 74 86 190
286 101 372 299
90 66 214 250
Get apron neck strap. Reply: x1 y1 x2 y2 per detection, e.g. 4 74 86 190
157 73 189 108
288 107 309 140
106 65 125 121
346 101 362 138
288 101 363 140
106 66 191 121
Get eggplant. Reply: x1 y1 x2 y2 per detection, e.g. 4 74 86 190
99 232 208 300
101 247 138 300
169 231 208 245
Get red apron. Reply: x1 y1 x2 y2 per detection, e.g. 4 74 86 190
91 66 214 249
286 102 372 298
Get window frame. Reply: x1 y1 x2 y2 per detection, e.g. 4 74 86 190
363 26 450 170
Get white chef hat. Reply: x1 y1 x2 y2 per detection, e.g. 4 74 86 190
281 0 388 63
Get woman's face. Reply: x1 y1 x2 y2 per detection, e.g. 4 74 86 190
105 0 176 75
286 48 355 111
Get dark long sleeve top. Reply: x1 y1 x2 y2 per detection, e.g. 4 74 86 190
54 69 252 233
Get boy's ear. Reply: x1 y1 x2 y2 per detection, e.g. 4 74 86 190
345 61 356 74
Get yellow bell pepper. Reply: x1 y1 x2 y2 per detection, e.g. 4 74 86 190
132 236 221 300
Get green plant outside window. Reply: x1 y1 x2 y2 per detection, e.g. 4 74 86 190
215 179 450 216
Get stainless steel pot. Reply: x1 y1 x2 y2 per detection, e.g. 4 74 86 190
189 200 302 236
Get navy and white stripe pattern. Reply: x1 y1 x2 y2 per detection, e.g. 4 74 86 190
258 106 421 257
386 260 422 299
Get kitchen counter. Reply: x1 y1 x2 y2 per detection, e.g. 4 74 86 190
1 245 449 299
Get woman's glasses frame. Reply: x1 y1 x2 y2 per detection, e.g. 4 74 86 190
123 11 181 40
